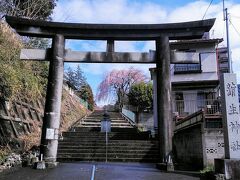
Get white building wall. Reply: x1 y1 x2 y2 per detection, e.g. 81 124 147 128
200 52 217 73
171 72 218 82
171 44 218 83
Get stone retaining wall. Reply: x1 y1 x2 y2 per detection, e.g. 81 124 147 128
0 98 44 147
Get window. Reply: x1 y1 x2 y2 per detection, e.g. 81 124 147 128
174 49 201 74
174 63 201 74
175 92 184 115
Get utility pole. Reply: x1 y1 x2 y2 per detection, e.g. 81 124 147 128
223 0 233 73
223 0 225 20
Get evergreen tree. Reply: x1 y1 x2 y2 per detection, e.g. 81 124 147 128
64 67 77 90
64 65 86 91
77 83 94 111
128 82 153 112
74 65 86 90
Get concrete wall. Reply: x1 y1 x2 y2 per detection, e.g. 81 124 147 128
173 124 204 170
138 112 154 131
121 109 154 132
203 129 224 166
173 124 225 170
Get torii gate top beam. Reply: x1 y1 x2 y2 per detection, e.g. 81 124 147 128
6 16 215 40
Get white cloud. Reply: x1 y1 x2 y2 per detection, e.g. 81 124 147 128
53 0 167 23
76 63 154 76
54 0 240 86
66 40 106 51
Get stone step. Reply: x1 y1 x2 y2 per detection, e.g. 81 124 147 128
71 127 136 132
59 139 156 143
57 149 158 153
79 122 131 125
79 125 132 128
57 146 158 150
59 139 157 143
84 117 124 119
58 147 158 152
81 120 128 123
85 114 122 116
85 115 123 117
62 131 148 135
77 125 132 128
58 142 158 146
57 153 160 159
82 118 126 121
80 122 130 125
82 119 125 122
84 117 124 118
61 135 150 140
61 138 151 142
62 131 146 137
57 157 159 163
63 135 149 141
83 118 124 120
62 134 149 138
58 142 158 147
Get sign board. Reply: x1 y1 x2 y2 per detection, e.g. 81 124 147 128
46 128 55 140
101 120 111 133
220 73 240 159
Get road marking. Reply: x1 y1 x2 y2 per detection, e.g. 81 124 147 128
91 165 96 180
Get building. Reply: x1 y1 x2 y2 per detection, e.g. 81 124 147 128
150 38 229 170
171 39 223 118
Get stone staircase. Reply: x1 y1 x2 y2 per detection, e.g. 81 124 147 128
57 110 159 162
76 110 134 128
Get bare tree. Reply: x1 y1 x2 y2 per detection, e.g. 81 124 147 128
0 0 57 20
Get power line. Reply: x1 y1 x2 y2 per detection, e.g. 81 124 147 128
229 19 240 38
202 0 214 20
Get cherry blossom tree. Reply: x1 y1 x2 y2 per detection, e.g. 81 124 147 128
96 67 148 108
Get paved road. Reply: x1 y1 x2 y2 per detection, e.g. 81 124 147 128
0 162 200 180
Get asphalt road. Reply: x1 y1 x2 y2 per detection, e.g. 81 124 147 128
0 162 200 180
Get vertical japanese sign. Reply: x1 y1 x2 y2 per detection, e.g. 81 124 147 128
220 73 240 159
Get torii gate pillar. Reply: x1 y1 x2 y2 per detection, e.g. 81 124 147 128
40 34 65 166
155 36 173 170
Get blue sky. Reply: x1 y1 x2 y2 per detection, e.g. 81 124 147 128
53 0 240 105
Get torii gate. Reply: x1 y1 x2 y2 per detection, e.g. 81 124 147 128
6 16 215 168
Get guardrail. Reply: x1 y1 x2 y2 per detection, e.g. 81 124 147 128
121 108 136 127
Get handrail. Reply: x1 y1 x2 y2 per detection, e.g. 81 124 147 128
68 112 90 131
175 109 204 126
120 112 136 128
